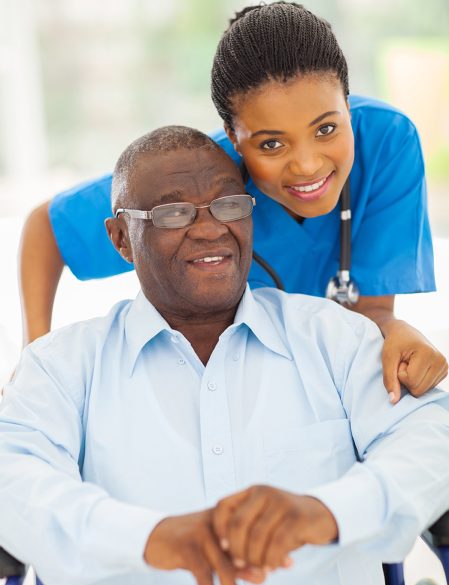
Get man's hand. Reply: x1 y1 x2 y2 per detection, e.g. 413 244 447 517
144 509 267 585
212 485 338 571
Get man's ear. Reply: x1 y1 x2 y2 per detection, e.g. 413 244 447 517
105 217 133 264
224 124 241 155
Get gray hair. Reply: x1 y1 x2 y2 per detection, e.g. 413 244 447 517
112 125 223 211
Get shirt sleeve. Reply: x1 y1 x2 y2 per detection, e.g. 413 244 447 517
48 174 134 280
0 345 165 585
350 109 435 295
305 315 449 562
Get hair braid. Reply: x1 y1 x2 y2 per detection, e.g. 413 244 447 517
211 2 349 128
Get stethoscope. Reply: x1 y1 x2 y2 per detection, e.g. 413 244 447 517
252 180 360 306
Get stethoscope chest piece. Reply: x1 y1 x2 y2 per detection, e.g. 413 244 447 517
326 270 360 306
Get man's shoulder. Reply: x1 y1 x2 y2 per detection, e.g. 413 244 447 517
252 287 379 341
28 299 132 359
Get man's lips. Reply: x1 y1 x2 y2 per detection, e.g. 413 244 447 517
185 249 234 271
285 171 335 201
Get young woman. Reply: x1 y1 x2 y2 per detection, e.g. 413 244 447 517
19 2 447 402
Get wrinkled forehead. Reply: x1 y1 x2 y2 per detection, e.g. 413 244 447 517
129 147 244 208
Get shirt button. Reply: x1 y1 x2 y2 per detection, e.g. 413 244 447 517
207 381 217 391
232 353 240 361
178 358 186 366
212 445 223 455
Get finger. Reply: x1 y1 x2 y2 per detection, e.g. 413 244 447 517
236 567 268 584
382 348 402 403
265 517 303 570
204 534 237 585
408 361 448 396
213 488 252 551
435 360 449 387
246 500 288 568
189 552 214 585
398 356 431 396
417 358 449 393
431 361 449 389
411 366 439 396
227 487 269 567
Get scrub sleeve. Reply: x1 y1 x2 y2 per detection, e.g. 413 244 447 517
48 174 131 280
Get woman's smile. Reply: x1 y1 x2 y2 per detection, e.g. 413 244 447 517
285 171 335 202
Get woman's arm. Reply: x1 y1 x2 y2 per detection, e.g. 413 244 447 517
349 295 448 403
18 201 65 346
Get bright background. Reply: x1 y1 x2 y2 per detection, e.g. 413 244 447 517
0 1 449 582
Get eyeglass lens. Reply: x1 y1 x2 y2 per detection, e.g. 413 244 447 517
152 195 253 228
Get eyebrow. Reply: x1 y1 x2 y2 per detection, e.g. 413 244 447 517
149 176 243 207
250 110 341 138
309 110 341 126
152 190 183 206
214 175 244 191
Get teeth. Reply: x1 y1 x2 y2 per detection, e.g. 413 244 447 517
291 177 326 192
193 256 224 263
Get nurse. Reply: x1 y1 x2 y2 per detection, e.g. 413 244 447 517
19 2 447 402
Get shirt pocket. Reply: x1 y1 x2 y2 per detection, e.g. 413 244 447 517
262 419 356 492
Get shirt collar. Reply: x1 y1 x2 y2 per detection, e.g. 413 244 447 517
124 291 173 375
231 285 292 360
125 285 292 375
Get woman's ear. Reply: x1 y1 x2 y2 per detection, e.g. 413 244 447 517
224 124 242 155
105 217 133 264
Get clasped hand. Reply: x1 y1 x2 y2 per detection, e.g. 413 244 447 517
145 485 338 585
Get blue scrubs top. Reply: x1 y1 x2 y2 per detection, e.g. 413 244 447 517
49 95 435 297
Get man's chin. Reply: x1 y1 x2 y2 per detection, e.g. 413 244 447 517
174 274 245 313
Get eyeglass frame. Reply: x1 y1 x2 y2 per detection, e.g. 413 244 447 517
115 194 256 229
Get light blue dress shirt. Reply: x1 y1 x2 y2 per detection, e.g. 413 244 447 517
1 287 449 585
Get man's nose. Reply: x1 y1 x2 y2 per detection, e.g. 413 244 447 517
287 146 323 178
186 206 229 240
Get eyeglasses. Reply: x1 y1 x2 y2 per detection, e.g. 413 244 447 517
116 194 256 229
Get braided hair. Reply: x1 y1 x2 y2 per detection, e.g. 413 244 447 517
211 2 349 128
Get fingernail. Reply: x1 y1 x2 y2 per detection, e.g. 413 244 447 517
388 392 396 404
220 538 229 550
283 556 293 567
263 565 272 573
248 567 266 577
234 558 246 569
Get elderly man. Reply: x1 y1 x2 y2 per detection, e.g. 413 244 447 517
0 126 449 585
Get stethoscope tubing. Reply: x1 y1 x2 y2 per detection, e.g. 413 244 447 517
253 180 356 301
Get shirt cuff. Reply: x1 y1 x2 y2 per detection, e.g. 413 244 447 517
304 462 385 547
88 496 168 571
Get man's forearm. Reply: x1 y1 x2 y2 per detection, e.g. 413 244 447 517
18 201 64 345
305 399 449 562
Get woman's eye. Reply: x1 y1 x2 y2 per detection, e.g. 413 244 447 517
260 139 283 150
316 124 336 137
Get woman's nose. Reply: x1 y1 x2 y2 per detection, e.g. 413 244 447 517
287 147 323 178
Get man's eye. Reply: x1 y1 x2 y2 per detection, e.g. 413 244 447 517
260 139 283 150
220 200 240 209
316 124 336 137
162 205 190 218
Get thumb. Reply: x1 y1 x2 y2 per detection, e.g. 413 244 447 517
382 350 401 404
397 361 408 381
